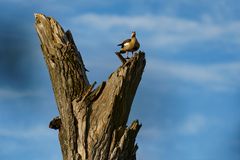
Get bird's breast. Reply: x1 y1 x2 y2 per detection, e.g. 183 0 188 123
124 42 130 47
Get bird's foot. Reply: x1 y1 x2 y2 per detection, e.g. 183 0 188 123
132 51 138 56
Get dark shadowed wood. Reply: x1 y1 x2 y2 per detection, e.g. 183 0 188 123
35 13 146 160
115 52 126 64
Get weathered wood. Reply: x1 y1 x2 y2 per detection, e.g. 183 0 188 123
35 13 146 160
115 52 126 64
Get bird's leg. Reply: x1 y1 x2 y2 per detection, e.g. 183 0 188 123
126 52 130 59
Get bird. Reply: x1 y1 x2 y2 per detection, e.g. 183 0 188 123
117 31 140 58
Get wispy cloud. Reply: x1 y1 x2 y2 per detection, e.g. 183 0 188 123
71 13 240 50
140 126 163 140
72 14 155 30
0 88 46 99
0 125 54 139
147 59 240 92
179 114 207 135
140 114 209 139
0 125 59 158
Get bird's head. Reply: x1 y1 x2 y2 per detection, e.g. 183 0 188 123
131 31 136 37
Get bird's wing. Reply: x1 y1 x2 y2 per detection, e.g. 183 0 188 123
117 38 131 46
133 39 140 50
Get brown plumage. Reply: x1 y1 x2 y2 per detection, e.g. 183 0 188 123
117 31 140 58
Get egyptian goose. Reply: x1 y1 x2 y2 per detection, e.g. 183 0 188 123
117 31 140 58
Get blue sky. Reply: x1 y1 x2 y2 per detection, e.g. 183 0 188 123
0 0 240 160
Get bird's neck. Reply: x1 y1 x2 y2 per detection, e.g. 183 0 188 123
131 36 136 43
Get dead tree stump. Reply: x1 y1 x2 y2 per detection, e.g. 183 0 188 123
34 13 146 160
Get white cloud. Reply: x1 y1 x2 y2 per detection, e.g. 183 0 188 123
69 14 240 92
71 13 240 50
0 88 46 99
0 125 54 139
179 114 207 135
0 125 60 157
140 115 208 139
140 126 162 139
147 59 240 92
72 14 156 30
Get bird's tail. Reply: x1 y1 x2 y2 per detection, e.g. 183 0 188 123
115 50 126 54
117 43 124 48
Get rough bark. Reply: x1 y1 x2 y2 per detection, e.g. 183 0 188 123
35 13 146 160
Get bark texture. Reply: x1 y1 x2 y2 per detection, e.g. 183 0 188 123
35 13 146 160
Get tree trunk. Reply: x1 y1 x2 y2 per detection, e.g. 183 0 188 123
34 13 146 160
